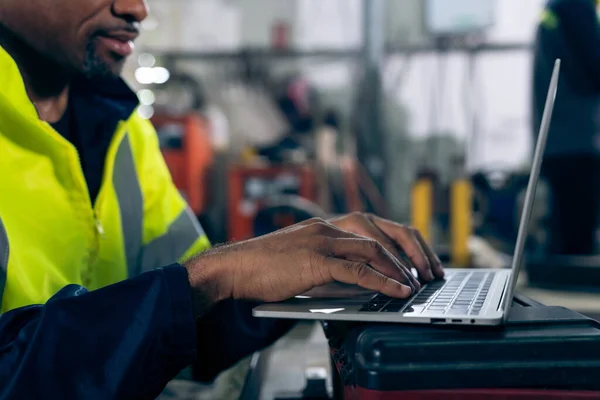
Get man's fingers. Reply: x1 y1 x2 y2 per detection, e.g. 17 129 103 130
412 228 445 278
322 217 421 291
352 218 422 290
301 219 361 239
369 215 435 281
326 238 418 293
327 259 412 298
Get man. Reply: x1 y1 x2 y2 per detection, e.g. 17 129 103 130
533 0 600 255
0 0 444 399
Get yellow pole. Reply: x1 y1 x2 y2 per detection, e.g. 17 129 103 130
411 178 433 243
451 179 472 267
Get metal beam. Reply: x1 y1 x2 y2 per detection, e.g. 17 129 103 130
144 43 532 63
357 0 388 195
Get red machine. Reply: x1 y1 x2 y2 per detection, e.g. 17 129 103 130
227 164 316 241
151 114 214 216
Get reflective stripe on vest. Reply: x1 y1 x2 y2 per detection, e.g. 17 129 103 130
0 217 8 303
113 133 204 276
140 207 204 272
113 133 144 277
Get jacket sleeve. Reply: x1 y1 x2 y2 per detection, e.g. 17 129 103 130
0 265 196 400
193 299 296 382
128 114 210 273
554 0 600 90
129 115 296 380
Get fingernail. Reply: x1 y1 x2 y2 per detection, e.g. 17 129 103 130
403 285 413 297
392 282 412 298
436 264 445 277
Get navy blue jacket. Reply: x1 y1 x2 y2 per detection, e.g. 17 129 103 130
0 265 292 399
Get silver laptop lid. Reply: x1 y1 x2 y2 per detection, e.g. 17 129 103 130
500 59 561 321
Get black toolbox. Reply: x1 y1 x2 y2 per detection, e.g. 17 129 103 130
324 294 600 399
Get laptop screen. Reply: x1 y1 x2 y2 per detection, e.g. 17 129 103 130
500 59 561 321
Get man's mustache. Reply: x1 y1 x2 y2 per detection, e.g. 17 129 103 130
92 24 140 39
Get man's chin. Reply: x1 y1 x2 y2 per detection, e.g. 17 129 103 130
82 58 123 79
81 44 123 79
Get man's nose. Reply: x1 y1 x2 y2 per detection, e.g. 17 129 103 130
112 0 149 23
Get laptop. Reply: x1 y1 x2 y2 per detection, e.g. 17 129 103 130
253 59 561 326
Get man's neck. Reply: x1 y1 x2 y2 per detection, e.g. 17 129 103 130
0 25 69 123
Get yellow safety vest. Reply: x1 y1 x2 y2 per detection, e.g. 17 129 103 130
0 46 210 313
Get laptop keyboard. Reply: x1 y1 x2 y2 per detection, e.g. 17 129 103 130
359 272 495 315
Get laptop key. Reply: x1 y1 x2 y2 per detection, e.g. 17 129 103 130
414 298 432 304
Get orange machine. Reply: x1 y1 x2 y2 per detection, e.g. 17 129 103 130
228 164 316 241
151 114 214 215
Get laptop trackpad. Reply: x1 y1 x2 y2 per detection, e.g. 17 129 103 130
299 282 376 299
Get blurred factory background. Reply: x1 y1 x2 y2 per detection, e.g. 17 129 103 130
121 0 548 257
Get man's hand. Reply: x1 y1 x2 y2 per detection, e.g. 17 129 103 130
328 212 444 282
183 218 424 316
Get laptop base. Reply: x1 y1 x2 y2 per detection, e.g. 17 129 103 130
253 268 510 326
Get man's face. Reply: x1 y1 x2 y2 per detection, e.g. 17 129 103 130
0 0 148 78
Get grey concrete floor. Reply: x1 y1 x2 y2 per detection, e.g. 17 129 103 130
157 321 330 400
259 322 331 400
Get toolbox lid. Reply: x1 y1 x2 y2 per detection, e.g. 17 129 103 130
330 296 600 391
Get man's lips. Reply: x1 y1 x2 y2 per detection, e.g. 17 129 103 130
97 31 138 57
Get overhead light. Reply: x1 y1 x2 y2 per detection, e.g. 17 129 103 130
138 105 155 120
134 67 170 85
153 67 170 84
137 89 156 106
135 67 155 85
138 53 156 68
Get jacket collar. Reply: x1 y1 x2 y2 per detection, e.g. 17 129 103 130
0 45 138 124
0 45 39 120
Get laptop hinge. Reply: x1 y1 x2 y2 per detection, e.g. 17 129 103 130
496 277 510 312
